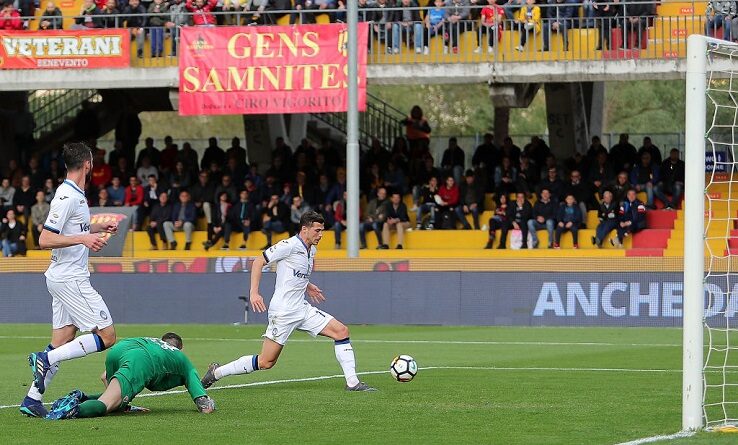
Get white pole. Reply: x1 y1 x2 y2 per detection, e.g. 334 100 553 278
346 0 360 258
683 34 707 432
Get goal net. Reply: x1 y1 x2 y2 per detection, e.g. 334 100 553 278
685 35 738 431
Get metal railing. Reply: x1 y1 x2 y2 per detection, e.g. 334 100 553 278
5 1 713 67
27 89 100 140
311 91 406 150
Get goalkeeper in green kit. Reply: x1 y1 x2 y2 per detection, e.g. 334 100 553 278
45 333 215 420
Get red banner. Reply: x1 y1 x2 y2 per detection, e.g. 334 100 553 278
178 24 368 115
0 29 130 69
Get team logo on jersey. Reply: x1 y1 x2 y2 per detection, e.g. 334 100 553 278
100 310 108 320
272 327 278 338
52 214 59 218
292 269 310 279
79 199 86 204
59 196 68 200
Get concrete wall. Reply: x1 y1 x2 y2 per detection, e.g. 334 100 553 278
3 271 733 328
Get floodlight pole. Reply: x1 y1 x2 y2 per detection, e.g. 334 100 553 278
346 0 360 258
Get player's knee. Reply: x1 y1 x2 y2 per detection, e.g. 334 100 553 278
335 323 350 339
258 356 277 370
97 329 117 348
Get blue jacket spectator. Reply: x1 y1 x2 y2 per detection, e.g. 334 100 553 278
612 189 647 247
554 194 582 248
629 152 660 208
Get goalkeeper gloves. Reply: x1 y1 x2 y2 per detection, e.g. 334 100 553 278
194 395 216 413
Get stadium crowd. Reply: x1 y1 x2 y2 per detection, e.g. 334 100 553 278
0 0 704 57
0 104 685 255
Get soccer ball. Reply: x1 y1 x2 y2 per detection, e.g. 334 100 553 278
390 355 418 382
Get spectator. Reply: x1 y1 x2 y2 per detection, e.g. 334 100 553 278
137 174 165 231
221 0 247 26
124 176 144 209
12 175 34 222
136 138 161 168
502 0 523 20
523 136 551 168
379 192 410 249
445 0 470 54
42 178 56 203
94 188 112 207
228 190 256 249
293 171 316 207
564 169 594 226
0 1 23 30
39 1 63 30
543 0 576 51
27 157 45 191
393 0 423 54
494 156 518 197
436 176 460 229
289 195 311 236
528 187 556 248
587 151 614 195
1 209 26 257
484 194 509 249
0 178 15 215
224 156 247 186
147 0 169 58
501 136 522 166
167 0 189 56
158 136 177 174
456 170 484 230
122 0 147 58
147 191 171 250
332 191 349 249
72 0 102 29
499 192 532 249
413 157 441 203
538 166 565 202
514 0 541 52
30 191 49 248
609 133 638 172
261 194 289 249
200 137 226 171
302 0 336 24
107 176 125 206
638 136 662 165
475 0 505 54
630 151 659 208
99 0 120 28
415 176 439 229
441 137 466 184
554 193 582 249
564 152 589 177
655 148 685 210
609 171 631 204
324 167 347 225
4 159 23 188
163 190 196 250
214 173 238 205
362 187 387 249
365 163 384 197
177 142 199 177
472 133 500 175
228 137 249 168
91 150 112 190
364 138 391 173
516 155 539 195
371 0 395 54
613 188 646 247
422 0 447 55
706 0 734 40
622 0 651 49
586 135 609 159
112 155 133 183
203 191 232 250
593 0 620 50
592 189 618 248
136 156 158 185
385 161 407 195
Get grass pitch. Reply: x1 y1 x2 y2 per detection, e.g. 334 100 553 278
0 324 733 444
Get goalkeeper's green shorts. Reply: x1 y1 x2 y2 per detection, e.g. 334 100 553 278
104 346 153 409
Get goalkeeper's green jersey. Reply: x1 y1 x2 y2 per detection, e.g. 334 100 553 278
106 337 207 400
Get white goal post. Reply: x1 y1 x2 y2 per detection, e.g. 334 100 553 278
683 34 738 431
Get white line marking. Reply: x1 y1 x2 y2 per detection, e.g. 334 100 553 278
0 336 681 348
0 366 691 410
614 430 696 444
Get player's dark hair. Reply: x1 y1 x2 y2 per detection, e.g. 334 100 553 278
300 210 324 228
62 142 92 171
162 332 183 350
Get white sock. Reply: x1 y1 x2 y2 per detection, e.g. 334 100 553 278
47 334 104 366
214 355 259 380
334 338 360 387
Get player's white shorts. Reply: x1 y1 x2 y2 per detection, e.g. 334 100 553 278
263 304 333 346
46 278 114 331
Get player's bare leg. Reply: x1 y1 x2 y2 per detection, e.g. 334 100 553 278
319 319 377 392
203 338 284 388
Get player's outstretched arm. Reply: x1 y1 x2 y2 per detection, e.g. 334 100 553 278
39 229 107 252
250 256 267 312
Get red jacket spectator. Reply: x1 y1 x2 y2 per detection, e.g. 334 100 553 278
480 4 504 41
124 183 144 206
0 5 23 30
186 0 217 26
437 179 460 207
